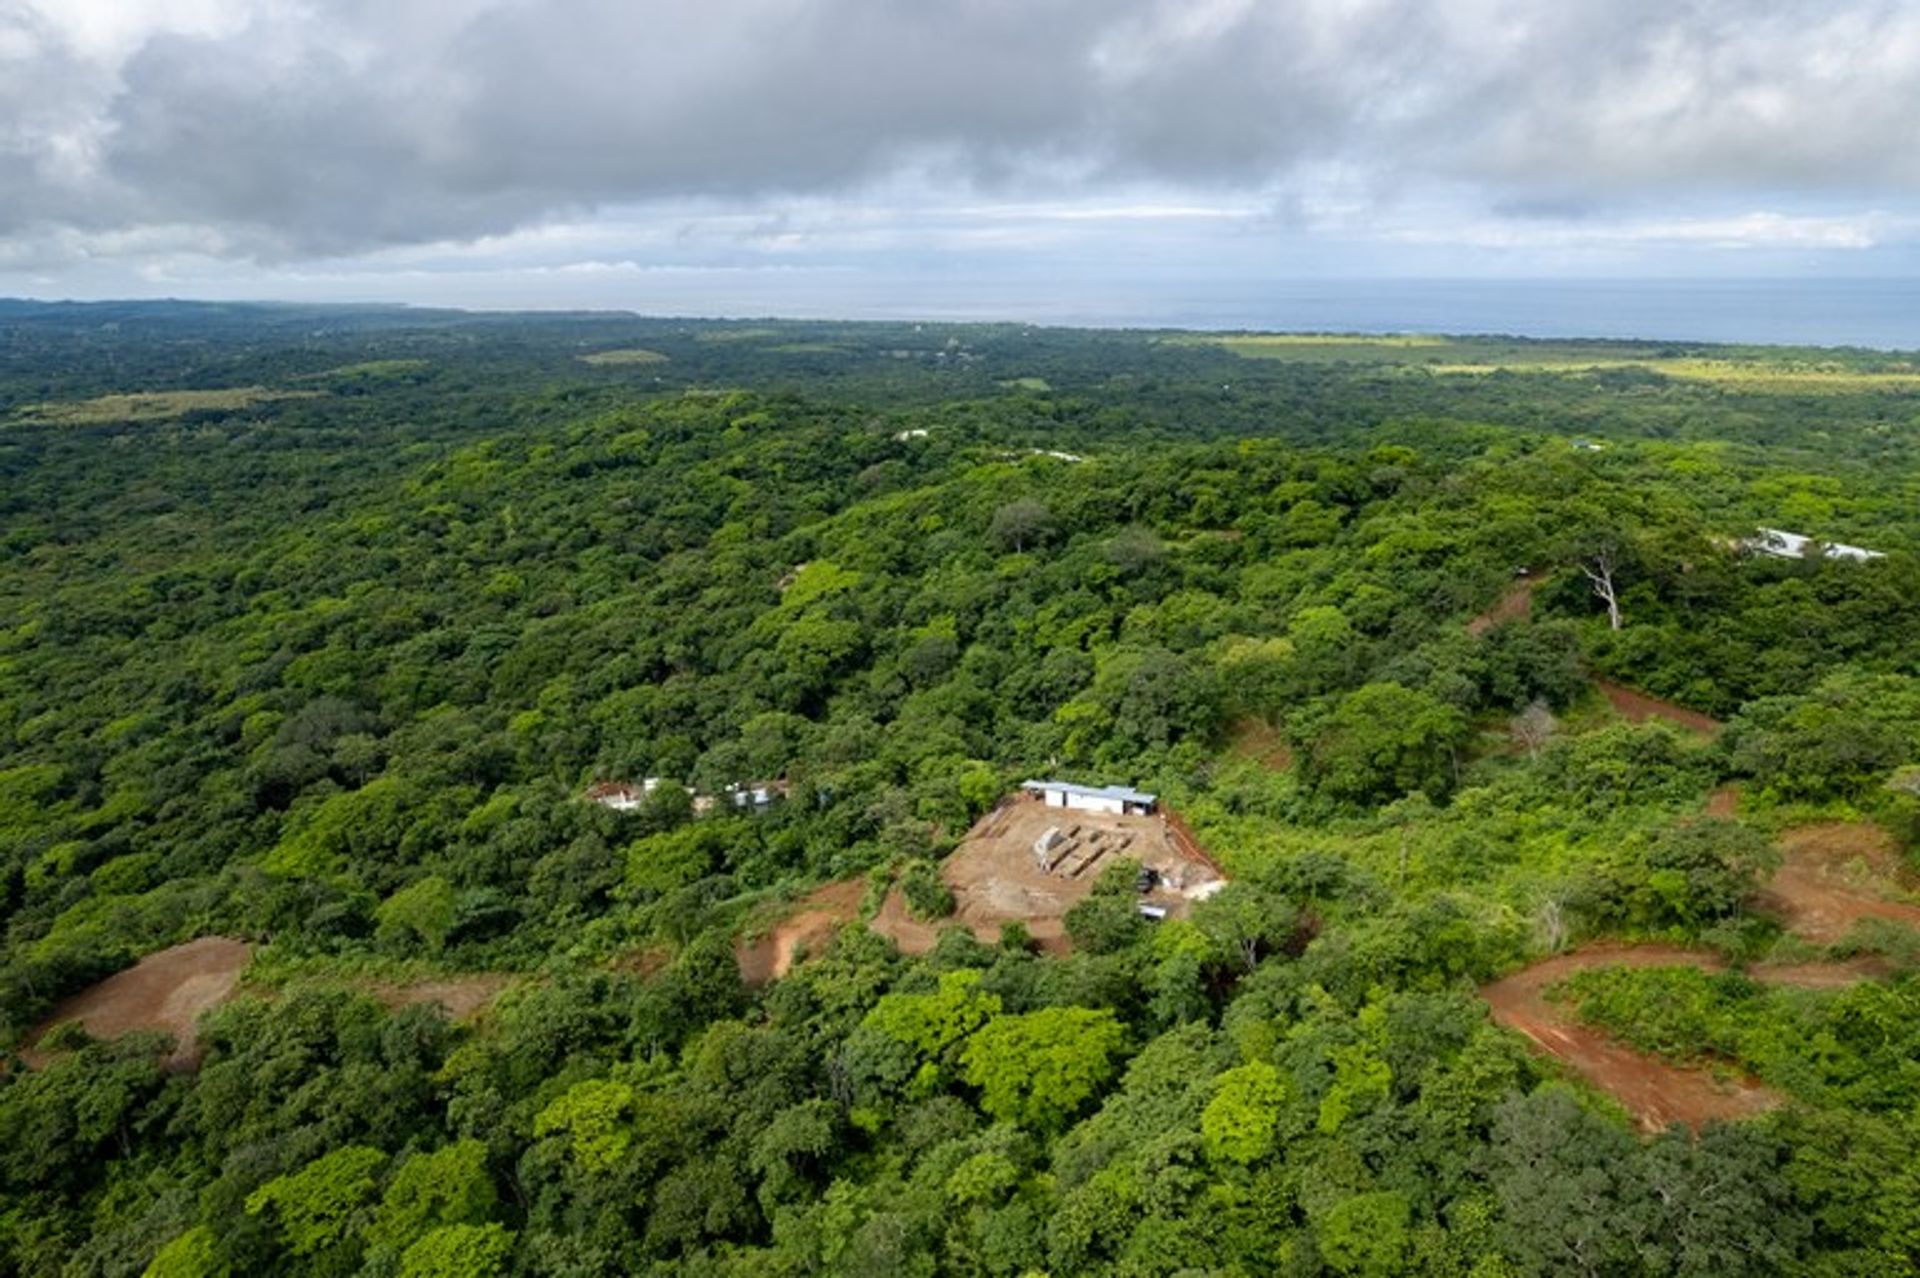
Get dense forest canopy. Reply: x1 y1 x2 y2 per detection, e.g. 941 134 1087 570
4 302 1920 1275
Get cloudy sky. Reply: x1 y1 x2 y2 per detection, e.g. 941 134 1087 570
4 0 1919 319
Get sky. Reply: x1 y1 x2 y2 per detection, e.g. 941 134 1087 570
4 0 1920 320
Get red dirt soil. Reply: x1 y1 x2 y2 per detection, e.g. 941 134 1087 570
734 879 868 985
1758 822 1920 944
1704 785 1740 818
745 799 1226 976
1466 578 1542 637
1483 818 1920 1129
869 886 951 956
23 937 251 1070
1480 945 1776 1131
1594 679 1723 736
22 941 521 1071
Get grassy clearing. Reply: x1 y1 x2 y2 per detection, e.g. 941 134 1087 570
293 359 429 381
12 387 321 426
694 328 781 344
578 348 670 366
767 343 852 355
1425 358 1920 392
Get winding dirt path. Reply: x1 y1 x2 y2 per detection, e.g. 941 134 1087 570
1483 820 1919 1129
1481 945 1774 1130
1759 822 1920 943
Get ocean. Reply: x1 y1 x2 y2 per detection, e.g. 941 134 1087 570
1118 278 1920 351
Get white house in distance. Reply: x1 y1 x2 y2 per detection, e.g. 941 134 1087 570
1746 527 1885 563
586 778 668 811
1021 779 1158 816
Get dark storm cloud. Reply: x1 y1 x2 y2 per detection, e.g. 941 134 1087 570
8 0 1920 257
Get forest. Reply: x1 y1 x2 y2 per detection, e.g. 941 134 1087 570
4 301 1920 1276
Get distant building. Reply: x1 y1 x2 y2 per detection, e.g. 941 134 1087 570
1746 527 1884 563
725 780 790 812
1020 780 1157 816
586 778 665 811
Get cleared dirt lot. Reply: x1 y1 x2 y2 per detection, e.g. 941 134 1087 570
23 937 251 1070
873 797 1224 955
22 940 519 1069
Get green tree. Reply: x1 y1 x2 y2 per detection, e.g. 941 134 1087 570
366 1139 499 1257
1201 1061 1290 1164
141 1227 224 1278
532 1078 637 1173
375 876 459 954
244 1145 387 1257
397 1223 515 1278
1301 682 1467 805
962 1007 1126 1131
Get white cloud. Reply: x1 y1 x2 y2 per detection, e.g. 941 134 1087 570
3 0 1920 299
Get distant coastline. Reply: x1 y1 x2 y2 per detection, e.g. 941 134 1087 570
1090 278 1920 352
7 278 1919 352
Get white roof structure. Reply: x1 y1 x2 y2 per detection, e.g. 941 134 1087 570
1021 780 1157 806
1748 527 1884 563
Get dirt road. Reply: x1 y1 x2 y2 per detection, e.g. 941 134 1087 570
1482 819 1919 1128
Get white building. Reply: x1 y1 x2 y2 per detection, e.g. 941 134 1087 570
586 778 666 811
1747 527 1884 563
1020 780 1157 816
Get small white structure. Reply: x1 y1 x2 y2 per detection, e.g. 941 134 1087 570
726 780 789 812
1021 780 1157 816
1137 904 1169 922
586 778 665 811
1746 527 1884 563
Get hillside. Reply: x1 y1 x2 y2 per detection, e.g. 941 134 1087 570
4 306 1920 1276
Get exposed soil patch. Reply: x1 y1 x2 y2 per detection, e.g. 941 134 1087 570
735 878 867 985
870 886 959 957
23 937 251 1070
371 975 517 1022
874 798 1223 955
1228 718 1294 772
1758 822 1920 944
1594 679 1723 736
1466 577 1542 637
1705 785 1740 818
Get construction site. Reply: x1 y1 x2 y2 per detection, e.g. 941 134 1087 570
872 787 1226 954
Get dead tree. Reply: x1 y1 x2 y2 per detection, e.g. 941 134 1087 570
1581 549 1624 630
1510 698 1558 760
